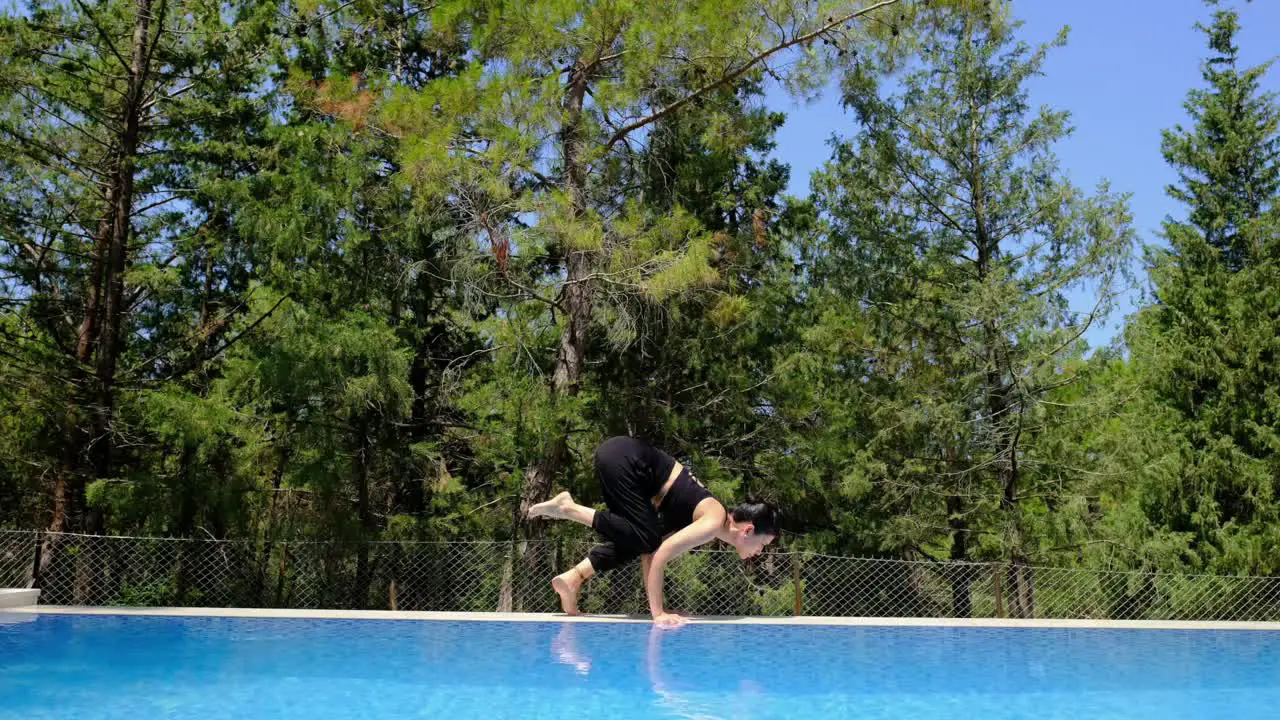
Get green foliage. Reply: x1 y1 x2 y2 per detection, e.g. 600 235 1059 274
789 5 1134 575
2 0 1279 619
116 581 181 608
1111 6 1280 575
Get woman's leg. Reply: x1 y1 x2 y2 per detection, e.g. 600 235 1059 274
528 491 595 526
528 439 664 556
530 437 664 613
551 557 595 615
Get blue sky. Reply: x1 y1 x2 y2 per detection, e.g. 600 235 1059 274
763 0 1280 350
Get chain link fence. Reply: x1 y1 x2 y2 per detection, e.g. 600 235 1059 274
4 530 1280 621
1 530 36 588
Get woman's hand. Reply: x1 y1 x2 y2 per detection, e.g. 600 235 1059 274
645 509 724 623
652 611 687 628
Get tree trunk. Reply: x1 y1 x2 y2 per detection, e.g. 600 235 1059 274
91 0 153 488
509 61 593 610
353 427 376 609
1005 562 1034 619
253 444 289 605
519 62 591 520
47 0 154 549
946 489 972 617
1001 454 1033 618
963 12 1032 617
402 323 440 517
42 409 86 575
71 0 156 605
43 207 110 563
174 443 197 603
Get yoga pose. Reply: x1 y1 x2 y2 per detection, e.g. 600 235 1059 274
528 435 780 626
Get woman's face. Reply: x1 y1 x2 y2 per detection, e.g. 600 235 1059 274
732 526 775 559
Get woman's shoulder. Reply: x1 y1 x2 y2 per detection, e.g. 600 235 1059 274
693 494 726 521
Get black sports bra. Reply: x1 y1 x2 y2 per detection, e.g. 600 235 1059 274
657 466 715 535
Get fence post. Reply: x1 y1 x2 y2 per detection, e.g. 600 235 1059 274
993 563 1005 618
28 530 43 590
275 544 289 607
388 541 399 611
792 553 803 616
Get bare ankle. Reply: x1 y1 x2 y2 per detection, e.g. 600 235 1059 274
552 569 584 615
559 567 583 589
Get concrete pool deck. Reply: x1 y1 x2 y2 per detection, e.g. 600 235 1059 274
4 603 1280 630
0 589 39 608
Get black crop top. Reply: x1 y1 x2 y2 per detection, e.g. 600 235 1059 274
642 444 678 496
657 466 715 535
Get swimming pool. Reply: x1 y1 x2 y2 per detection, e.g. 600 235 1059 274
2 611 1278 719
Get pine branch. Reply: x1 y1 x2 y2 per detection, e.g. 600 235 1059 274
0 122 113 187
71 0 134 75
139 0 170 93
146 293 291 384
602 0 901 152
13 87 115 152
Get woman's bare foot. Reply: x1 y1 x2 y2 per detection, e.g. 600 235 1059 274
551 569 583 615
529 491 574 520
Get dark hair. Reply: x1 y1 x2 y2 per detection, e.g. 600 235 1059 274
730 500 781 538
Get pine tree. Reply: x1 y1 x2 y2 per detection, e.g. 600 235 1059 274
1160 7 1279 273
0 0 280 548
805 2 1134 615
325 0 926 608
588 76 794 486
1113 4 1280 575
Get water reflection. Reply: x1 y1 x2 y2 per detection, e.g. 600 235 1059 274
548 621 1280 719
549 622 761 720
550 623 592 676
646 624 728 720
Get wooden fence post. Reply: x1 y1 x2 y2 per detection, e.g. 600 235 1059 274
793 554 803 616
994 564 1005 618
28 531 42 590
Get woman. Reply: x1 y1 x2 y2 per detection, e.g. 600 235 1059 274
527 435 780 626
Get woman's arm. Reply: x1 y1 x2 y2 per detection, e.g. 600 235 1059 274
645 513 720 624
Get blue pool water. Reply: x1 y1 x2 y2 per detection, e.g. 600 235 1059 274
2 614 1279 719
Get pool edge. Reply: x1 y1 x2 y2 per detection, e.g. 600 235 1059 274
0 588 40 608
6 605 1280 630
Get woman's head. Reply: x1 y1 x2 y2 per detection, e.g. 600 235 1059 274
725 500 781 559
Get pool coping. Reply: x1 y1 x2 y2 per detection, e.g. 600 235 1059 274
0 589 40 608
4 605 1280 630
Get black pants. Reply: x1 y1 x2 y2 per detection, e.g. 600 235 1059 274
586 437 671 572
